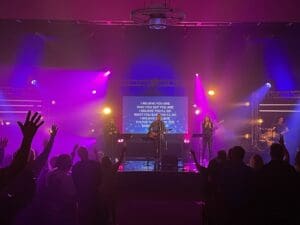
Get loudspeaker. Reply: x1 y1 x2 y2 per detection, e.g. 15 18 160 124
161 155 178 171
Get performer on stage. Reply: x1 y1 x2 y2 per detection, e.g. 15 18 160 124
272 116 289 142
202 115 213 161
103 117 118 159
148 114 166 139
148 114 166 170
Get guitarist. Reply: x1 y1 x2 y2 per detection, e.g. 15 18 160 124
148 114 166 170
272 116 289 142
148 114 166 139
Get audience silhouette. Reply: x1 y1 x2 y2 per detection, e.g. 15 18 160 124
0 111 299 225
72 146 103 225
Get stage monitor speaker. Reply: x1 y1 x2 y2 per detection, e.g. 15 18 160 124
161 155 178 171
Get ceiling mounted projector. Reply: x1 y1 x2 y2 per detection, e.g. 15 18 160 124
131 2 185 30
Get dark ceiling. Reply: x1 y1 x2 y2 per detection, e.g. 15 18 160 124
0 0 300 22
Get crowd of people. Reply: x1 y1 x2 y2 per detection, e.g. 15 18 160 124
0 111 125 225
0 111 299 225
191 137 300 225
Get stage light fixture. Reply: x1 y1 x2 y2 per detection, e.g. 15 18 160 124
104 70 111 77
208 90 215 96
244 133 250 139
265 82 272 88
31 80 37 86
192 104 197 108
5 121 10 126
117 139 124 143
257 118 264 124
92 90 97 95
102 107 112 115
195 73 199 77
245 101 250 107
91 129 95 133
51 100 56 105
195 109 201 115
183 138 190 144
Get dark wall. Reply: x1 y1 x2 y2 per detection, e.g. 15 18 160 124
1 20 300 102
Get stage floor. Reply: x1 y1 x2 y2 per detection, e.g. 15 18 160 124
119 160 199 172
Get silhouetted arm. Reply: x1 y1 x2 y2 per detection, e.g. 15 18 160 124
71 144 79 163
113 146 126 172
279 135 290 163
31 125 58 176
0 137 8 166
0 111 44 189
190 150 205 172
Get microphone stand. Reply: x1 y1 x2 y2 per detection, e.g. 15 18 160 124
157 121 162 171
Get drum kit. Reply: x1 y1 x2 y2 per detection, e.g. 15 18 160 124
257 127 280 150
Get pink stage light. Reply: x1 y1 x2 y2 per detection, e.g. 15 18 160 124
183 164 190 172
118 164 124 172
104 70 111 77
92 90 97 95
183 138 190 144
117 139 124 143
195 73 199 77
195 109 201 115
51 100 56 105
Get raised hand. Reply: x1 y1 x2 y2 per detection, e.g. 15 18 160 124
31 124 58 176
69 143 78 160
17 111 44 140
50 125 58 138
0 137 8 149
72 144 79 154
73 144 79 151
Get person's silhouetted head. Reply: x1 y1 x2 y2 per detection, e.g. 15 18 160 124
277 117 284 125
78 146 89 161
56 154 72 172
249 154 264 171
156 114 161 121
228 148 233 160
49 156 58 169
204 116 211 123
229 146 245 162
270 143 284 161
217 150 227 162
101 156 112 169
